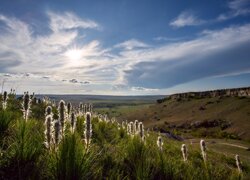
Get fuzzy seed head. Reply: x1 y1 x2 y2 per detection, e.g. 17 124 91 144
79 103 84 115
23 93 30 111
44 115 53 149
53 120 61 145
84 104 87 114
127 123 130 134
88 104 93 113
200 139 206 161
129 121 134 135
181 144 188 161
67 102 72 115
2 91 8 110
22 92 31 121
3 91 7 101
157 136 163 151
117 122 121 130
122 121 125 129
58 100 66 134
138 122 144 139
45 106 53 116
111 117 116 123
235 154 242 173
70 112 76 133
84 112 92 147
103 114 107 122
134 120 139 134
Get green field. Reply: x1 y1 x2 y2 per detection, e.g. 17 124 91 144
0 93 250 179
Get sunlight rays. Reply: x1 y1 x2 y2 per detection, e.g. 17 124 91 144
65 48 83 66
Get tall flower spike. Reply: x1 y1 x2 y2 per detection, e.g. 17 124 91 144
67 102 72 118
134 120 139 134
181 144 188 161
200 139 206 162
70 112 76 133
58 100 66 135
44 115 53 149
53 120 61 146
45 106 53 117
117 122 121 130
2 91 8 110
89 104 93 113
122 121 125 129
111 117 116 124
235 154 242 173
84 112 92 147
157 136 163 151
138 122 144 140
79 103 84 115
127 123 131 135
103 114 107 122
129 122 134 136
22 92 31 121
31 92 35 100
52 100 56 107
84 104 87 114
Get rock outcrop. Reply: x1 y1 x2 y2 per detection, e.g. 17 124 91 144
169 87 250 100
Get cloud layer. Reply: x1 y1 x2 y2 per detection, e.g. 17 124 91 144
170 11 205 28
217 0 250 21
0 4 250 95
121 24 250 88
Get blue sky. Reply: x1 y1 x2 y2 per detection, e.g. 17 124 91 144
0 0 250 95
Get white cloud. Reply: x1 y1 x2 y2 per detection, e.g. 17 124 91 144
131 87 158 92
114 39 149 50
1 10 250 94
0 11 107 81
117 24 250 88
217 0 250 21
0 11 124 95
47 11 99 32
153 36 188 42
170 11 205 28
229 0 250 12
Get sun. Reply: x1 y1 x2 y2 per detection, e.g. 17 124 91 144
65 48 83 66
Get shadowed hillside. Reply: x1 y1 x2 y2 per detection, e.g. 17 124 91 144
116 94 250 141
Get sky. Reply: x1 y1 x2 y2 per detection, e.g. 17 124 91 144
0 0 250 95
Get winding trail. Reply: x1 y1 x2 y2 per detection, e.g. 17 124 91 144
186 139 250 150
218 142 249 150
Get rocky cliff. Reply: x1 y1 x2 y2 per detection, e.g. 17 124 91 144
169 87 250 100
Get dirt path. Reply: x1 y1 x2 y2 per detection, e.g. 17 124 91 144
218 142 249 149
186 139 249 150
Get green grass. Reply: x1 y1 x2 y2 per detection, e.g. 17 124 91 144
0 95 249 179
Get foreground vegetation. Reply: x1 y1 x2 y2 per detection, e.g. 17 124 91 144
0 91 249 179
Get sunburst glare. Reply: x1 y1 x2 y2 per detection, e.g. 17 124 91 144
65 48 83 66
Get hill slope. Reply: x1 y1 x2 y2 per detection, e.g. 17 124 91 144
119 96 250 141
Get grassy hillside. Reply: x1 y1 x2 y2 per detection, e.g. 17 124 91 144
0 93 249 179
108 96 250 141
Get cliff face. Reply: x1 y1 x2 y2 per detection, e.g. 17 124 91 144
169 87 250 100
